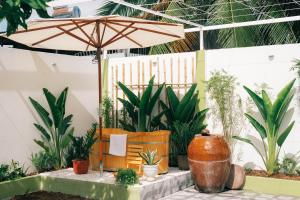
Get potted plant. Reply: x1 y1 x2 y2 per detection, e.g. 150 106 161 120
173 120 207 170
69 124 97 174
139 149 161 179
115 168 139 186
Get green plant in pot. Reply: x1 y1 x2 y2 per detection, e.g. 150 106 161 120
139 149 161 180
69 124 97 174
234 79 296 175
29 87 74 169
160 84 208 167
115 168 139 186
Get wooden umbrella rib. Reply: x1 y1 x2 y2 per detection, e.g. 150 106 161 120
102 23 142 48
108 21 182 39
57 27 96 48
101 22 135 47
85 23 97 51
32 21 93 46
102 28 141 48
72 20 97 46
100 20 108 47
13 21 87 34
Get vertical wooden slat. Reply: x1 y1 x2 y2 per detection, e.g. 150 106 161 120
111 65 115 127
122 63 125 99
137 60 140 97
163 59 167 103
184 58 187 93
192 57 195 83
170 57 173 85
150 60 153 77
130 63 133 90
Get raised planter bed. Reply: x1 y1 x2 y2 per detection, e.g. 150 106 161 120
244 175 300 197
90 128 170 174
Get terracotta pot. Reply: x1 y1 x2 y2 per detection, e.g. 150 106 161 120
177 155 189 170
188 134 231 193
226 164 246 190
72 159 89 174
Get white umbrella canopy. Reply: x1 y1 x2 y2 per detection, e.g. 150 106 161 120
3 15 185 174
4 16 185 51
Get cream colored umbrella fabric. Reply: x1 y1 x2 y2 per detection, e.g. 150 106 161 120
5 16 185 51
3 15 185 174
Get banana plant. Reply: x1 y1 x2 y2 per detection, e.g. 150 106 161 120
234 79 296 174
161 84 209 130
29 87 74 168
117 76 165 132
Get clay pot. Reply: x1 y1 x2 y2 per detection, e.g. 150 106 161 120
226 164 246 190
177 155 189 170
188 134 231 193
72 159 89 174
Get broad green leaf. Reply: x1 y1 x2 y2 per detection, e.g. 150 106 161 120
147 83 165 115
151 110 167 127
276 92 294 130
245 113 267 139
56 87 68 116
34 123 50 141
244 86 266 120
58 114 73 135
277 121 295 147
119 120 135 132
178 94 197 122
166 86 179 113
118 98 138 122
118 81 140 107
29 97 53 128
174 84 197 119
61 127 74 149
140 76 154 111
272 79 295 122
34 139 49 152
43 88 61 128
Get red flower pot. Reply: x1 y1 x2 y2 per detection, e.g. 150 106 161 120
72 159 89 174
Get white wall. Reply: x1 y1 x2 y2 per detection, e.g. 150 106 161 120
0 48 99 171
205 43 300 169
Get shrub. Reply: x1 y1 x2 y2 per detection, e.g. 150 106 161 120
0 160 27 182
115 168 139 186
31 151 57 173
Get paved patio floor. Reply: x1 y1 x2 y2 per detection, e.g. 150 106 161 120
160 186 300 200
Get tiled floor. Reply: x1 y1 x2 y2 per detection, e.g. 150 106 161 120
160 186 300 200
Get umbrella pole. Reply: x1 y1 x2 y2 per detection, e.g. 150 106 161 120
97 47 104 176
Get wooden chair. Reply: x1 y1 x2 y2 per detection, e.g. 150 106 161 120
126 144 143 175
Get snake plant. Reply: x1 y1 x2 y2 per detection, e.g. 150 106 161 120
117 76 165 132
29 87 74 168
234 79 296 174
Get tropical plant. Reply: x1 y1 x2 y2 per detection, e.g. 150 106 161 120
206 70 244 147
139 149 161 165
234 79 296 174
0 0 49 35
117 76 165 132
98 0 300 52
102 96 114 128
161 84 208 166
280 156 297 176
172 120 206 156
68 123 97 160
29 87 74 169
0 160 27 182
31 151 57 173
115 168 139 186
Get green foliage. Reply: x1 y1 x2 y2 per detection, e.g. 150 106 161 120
117 76 165 132
139 149 161 165
0 0 49 35
161 84 208 165
206 70 244 147
29 87 74 169
68 123 97 160
115 168 139 186
102 96 114 128
31 151 57 173
172 120 204 155
234 79 296 174
280 157 297 176
0 160 27 182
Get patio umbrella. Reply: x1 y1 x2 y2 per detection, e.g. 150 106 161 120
3 16 185 174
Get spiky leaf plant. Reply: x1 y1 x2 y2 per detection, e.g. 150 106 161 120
139 149 161 165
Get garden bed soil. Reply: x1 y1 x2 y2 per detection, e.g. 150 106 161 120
247 170 300 181
11 191 94 200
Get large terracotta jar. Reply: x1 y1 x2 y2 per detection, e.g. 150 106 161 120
188 134 231 193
